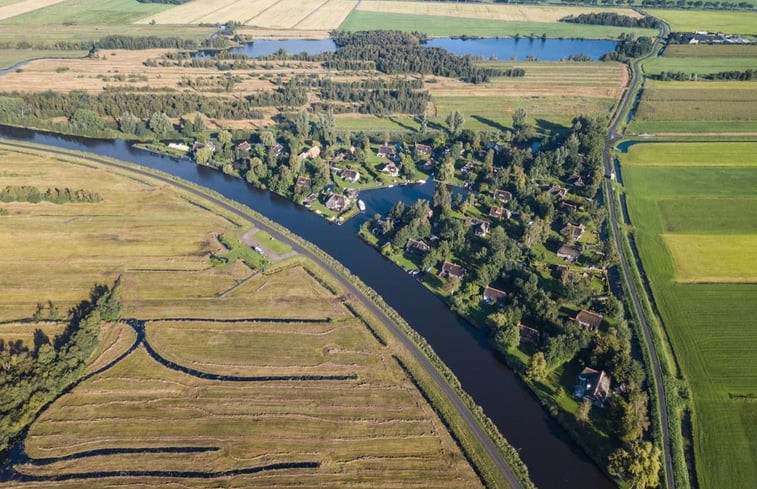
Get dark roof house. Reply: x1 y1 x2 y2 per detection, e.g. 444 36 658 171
381 161 400 177
295 176 312 189
405 239 431 255
341 169 360 183
324 194 349 212
557 245 581 262
561 223 586 241
482 286 507 304
236 141 252 152
574 310 604 331
439 261 466 279
489 206 511 219
548 185 568 200
415 143 432 156
377 145 397 159
493 189 512 203
574 367 611 407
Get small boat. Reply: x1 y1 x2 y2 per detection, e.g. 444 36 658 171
358 199 366 211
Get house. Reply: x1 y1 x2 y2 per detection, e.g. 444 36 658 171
167 142 189 152
272 143 284 157
344 188 358 199
461 160 481 174
548 185 568 200
341 169 360 183
552 264 570 278
303 193 317 206
518 323 540 345
405 238 431 256
439 261 466 279
561 223 586 241
324 194 349 212
489 206 511 219
192 141 216 153
381 161 400 177
482 286 507 304
421 159 436 171
415 143 432 157
493 189 512 203
330 149 350 164
298 146 321 159
295 176 312 190
557 244 581 262
574 310 604 332
574 367 611 407
560 201 577 213
474 221 490 237
236 141 252 152
568 174 585 187
377 145 396 159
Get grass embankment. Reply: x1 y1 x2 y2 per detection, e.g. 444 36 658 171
619 141 757 489
0 49 85 69
0 142 517 488
340 10 656 39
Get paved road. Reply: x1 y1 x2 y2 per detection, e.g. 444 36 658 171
0 139 525 489
602 20 676 489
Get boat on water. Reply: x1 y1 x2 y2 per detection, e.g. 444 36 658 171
358 199 366 211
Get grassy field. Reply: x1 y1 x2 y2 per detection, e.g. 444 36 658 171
620 141 757 166
647 8 757 34
620 141 757 489
136 0 358 29
0 0 66 22
0 142 486 488
645 55 757 75
663 44 757 58
0 23 215 47
339 11 657 39
630 80 757 133
1 0 173 25
0 48 86 69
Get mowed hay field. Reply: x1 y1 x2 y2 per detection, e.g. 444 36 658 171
0 0 173 25
630 80 757 134
620 141 757 489
0 142 484 488
136 0 357 29
0 0 67 22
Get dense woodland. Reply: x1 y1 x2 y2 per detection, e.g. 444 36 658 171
0 279 123 453
327 31 501 83
601 35 654 62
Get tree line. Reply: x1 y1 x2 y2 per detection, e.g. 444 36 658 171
650 68 756 81
0 279 123 454
0 185 102 204
600 35 654 62
560 13 661 29
317 78 430 116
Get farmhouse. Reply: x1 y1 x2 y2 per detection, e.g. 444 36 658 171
295 176 312 190
518 323 540 345
489 206 511 219
342 169 360 183
236 141 252 153
298 146 321 159
405 238 431 256
324 194 349 212
377 145 397 159
574 367 611 407
415 143 432 157
549 185 568 200
439 261 466 279
574 310 604 332
482 286 507 304
493 189 512 203
381 161 400 177
561 223 586 241
557 245 581 262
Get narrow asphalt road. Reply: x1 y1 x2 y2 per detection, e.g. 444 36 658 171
602 19 676 489
0 139 525 489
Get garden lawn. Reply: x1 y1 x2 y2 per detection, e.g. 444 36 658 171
620 142 757 489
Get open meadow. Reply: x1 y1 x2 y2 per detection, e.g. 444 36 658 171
0 0 67 22
619 141 757 489
0 142 486 488
0 0 173 25
646 8 757 34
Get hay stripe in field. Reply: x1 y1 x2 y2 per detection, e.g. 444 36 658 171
0 0 67 21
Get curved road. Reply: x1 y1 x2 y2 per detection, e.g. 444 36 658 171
0 139 525 489
602 19 676 489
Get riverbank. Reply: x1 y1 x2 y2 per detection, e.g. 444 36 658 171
0 138 533 489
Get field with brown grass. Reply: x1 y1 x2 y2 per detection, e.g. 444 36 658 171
0 142 484 488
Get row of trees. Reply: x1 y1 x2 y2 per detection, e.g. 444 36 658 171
651 68 756 81
0 185 102 204
0 279 123 454
560 13 661 29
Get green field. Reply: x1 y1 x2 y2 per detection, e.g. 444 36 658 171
663 44 757 58
648 8 757 34
1 0 172 25
620 141 757 489
339 10 657 39
620 141 757 166
630 81 757 133
645 55 757 75
0 143 489 488
0 23 215 47
0 48 86 69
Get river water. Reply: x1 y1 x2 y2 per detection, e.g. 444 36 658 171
201 37 616 61
0 125 614 489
